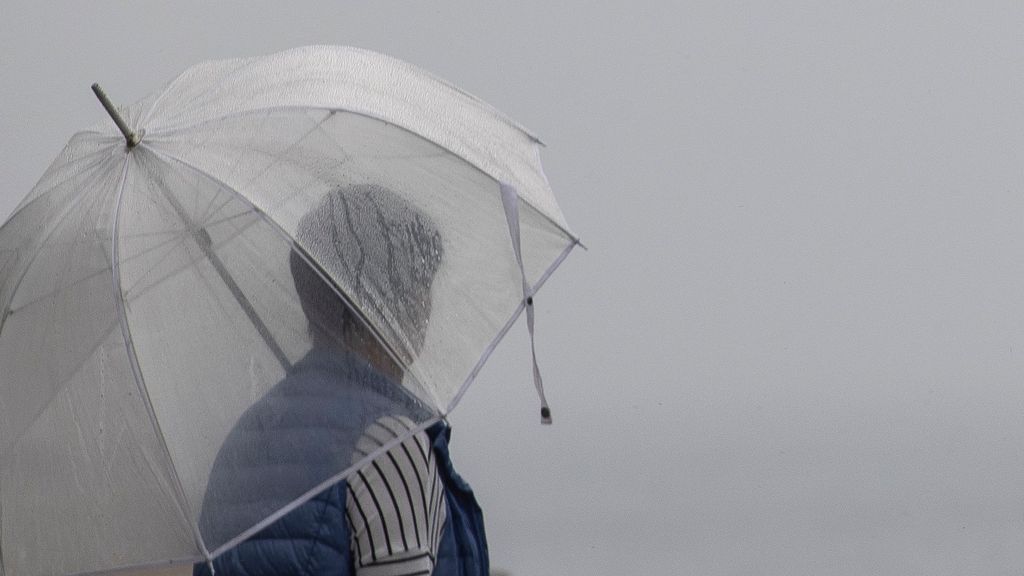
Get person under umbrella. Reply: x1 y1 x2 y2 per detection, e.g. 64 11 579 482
194 184 488 576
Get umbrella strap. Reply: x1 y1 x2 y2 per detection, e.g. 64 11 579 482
500 183 552 424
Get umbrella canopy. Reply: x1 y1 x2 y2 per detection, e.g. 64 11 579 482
0 46 577 576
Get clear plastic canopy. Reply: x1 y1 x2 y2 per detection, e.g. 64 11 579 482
0 46 576 576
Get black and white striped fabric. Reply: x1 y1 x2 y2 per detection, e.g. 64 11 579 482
346 416 448 576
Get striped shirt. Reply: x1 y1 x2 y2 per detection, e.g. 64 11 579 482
346 416 448 576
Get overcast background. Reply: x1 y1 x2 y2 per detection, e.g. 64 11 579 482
4 2 1024 575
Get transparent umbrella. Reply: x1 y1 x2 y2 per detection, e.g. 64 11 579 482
0 46 578 576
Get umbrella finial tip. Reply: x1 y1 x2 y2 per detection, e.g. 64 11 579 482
541 406 552 425
91 82 141 148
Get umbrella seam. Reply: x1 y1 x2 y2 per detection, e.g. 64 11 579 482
0 152 115 344
139 106 578 244
0 136 112 230
134 47 543 144
0 168 131 467
109 153 215 563
140 58 255 129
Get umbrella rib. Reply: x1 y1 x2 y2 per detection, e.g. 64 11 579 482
109 154 215 564
198 208 255 230
0 154 111 277
110 180 245 301
146 105 579 244
120 206 254 302
141 57 258 129
120 219 256 303
0 163 144 468
8 234 183 316
0 318 122 453
0 180 215 457
116 189 274 305
0 155 120 340
116 235 189 300
137 155 293 372
0 140 111 232
217 110 281 186
196 184 233 225
0 184 116 575
148 111 343 222
143 146 417 393
444 236 579 415
146 111 335 227
146 105 351 138
230 110 337 196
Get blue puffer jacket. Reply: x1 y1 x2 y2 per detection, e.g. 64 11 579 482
194 349 488 576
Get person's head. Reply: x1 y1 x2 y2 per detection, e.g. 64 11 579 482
289 184 444 378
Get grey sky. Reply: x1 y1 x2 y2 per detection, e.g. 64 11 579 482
3 2 1024 575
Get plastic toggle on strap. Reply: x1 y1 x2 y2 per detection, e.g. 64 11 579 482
500 182 552 425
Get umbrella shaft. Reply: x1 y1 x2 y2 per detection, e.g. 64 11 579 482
92 83 141 148
156 179 293 372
